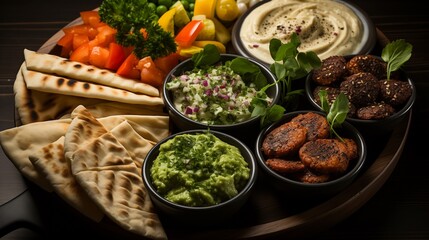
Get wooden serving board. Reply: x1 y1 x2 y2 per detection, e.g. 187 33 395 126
22 17 411 239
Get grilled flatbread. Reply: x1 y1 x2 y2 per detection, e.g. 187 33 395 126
21 65 164 106
64 105 167 239
24 49 159 97
0 119 71 191
0 107 169 194
14 63 165 125
29 136 104 222
27 120 159 222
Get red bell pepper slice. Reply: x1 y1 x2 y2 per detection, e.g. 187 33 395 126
175 20 204 48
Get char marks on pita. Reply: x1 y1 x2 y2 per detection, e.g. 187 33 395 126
29 136 104 222
21 65 164 106
64 105 167 239
14 63 166 125
24 49 159 97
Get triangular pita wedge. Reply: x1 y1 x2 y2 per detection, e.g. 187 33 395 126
24 49 159 97
21 65 164 106
64 106 167 240
15 63 165 125
0 119 72 191
109 121 157 174
1 106 169 193
29 136 104 222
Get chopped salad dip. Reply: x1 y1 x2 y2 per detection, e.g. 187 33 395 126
166 61 273 125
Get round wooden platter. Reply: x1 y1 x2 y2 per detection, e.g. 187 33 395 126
34 17 411 239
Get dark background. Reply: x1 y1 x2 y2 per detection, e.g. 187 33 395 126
1 0 429 239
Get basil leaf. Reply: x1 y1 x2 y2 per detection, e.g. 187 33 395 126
381 39 412 80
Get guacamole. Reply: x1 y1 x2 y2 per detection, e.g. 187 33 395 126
150 132 250 207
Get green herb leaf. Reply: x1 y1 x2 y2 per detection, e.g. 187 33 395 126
191 44 220 68
319 91 349 140
381 39 413 80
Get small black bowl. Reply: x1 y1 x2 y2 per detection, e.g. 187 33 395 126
255 110 367 199
305 55 416 138
162 54 280 144
231 0 376 66
142 129 258 225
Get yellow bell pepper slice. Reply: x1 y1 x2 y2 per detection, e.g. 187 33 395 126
193 40 226 53
179 45 204 58
158 8 176 36
193 0 217 19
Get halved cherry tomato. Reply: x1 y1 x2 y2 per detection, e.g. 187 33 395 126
89 46 110 69
80 11 101 28
154 52 180 74
138 56 166 87
175 20 204 48
57 33 74 57
116 53 141 79
105 42 127 71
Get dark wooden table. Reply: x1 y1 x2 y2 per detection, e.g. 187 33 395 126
1 1 429 239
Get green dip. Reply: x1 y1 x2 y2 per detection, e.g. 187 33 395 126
150 132 250 207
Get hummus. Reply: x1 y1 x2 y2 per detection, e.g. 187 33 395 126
239 0 367 64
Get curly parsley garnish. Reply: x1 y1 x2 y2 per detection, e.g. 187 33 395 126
98 0 177 59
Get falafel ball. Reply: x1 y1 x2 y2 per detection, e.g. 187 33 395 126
312 55 347 85
340 72 380 107
356 102 396 120
313 86 357 117
379 79 413 106
346 55 387 80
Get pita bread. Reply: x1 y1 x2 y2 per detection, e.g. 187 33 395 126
27 121 158 222
15 63 165 125
21 65 164 106
109 121 156 174
1 107 169 194
24 49 159 97
0 119 71 191
64 105 167 240
29 136 104 222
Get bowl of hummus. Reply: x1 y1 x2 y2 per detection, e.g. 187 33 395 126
232 0 376 65
141 129 257 225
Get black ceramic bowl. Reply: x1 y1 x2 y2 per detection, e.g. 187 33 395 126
305 54 416 138
142 129 258 225
255 110 367 199
231 0 376 66
162 54 280 144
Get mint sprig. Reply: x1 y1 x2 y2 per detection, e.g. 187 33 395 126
381 39 412 80
319 90 349 140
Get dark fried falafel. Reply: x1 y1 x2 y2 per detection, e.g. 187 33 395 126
265 158 306 174
262 121 307 158
379 79 412 106
340 72 380 107
346 55 387 80
356 102 396 120
313 86 357 117
299 138 350 174
290 112 330 141
312 55 347 86
292 169 331 183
